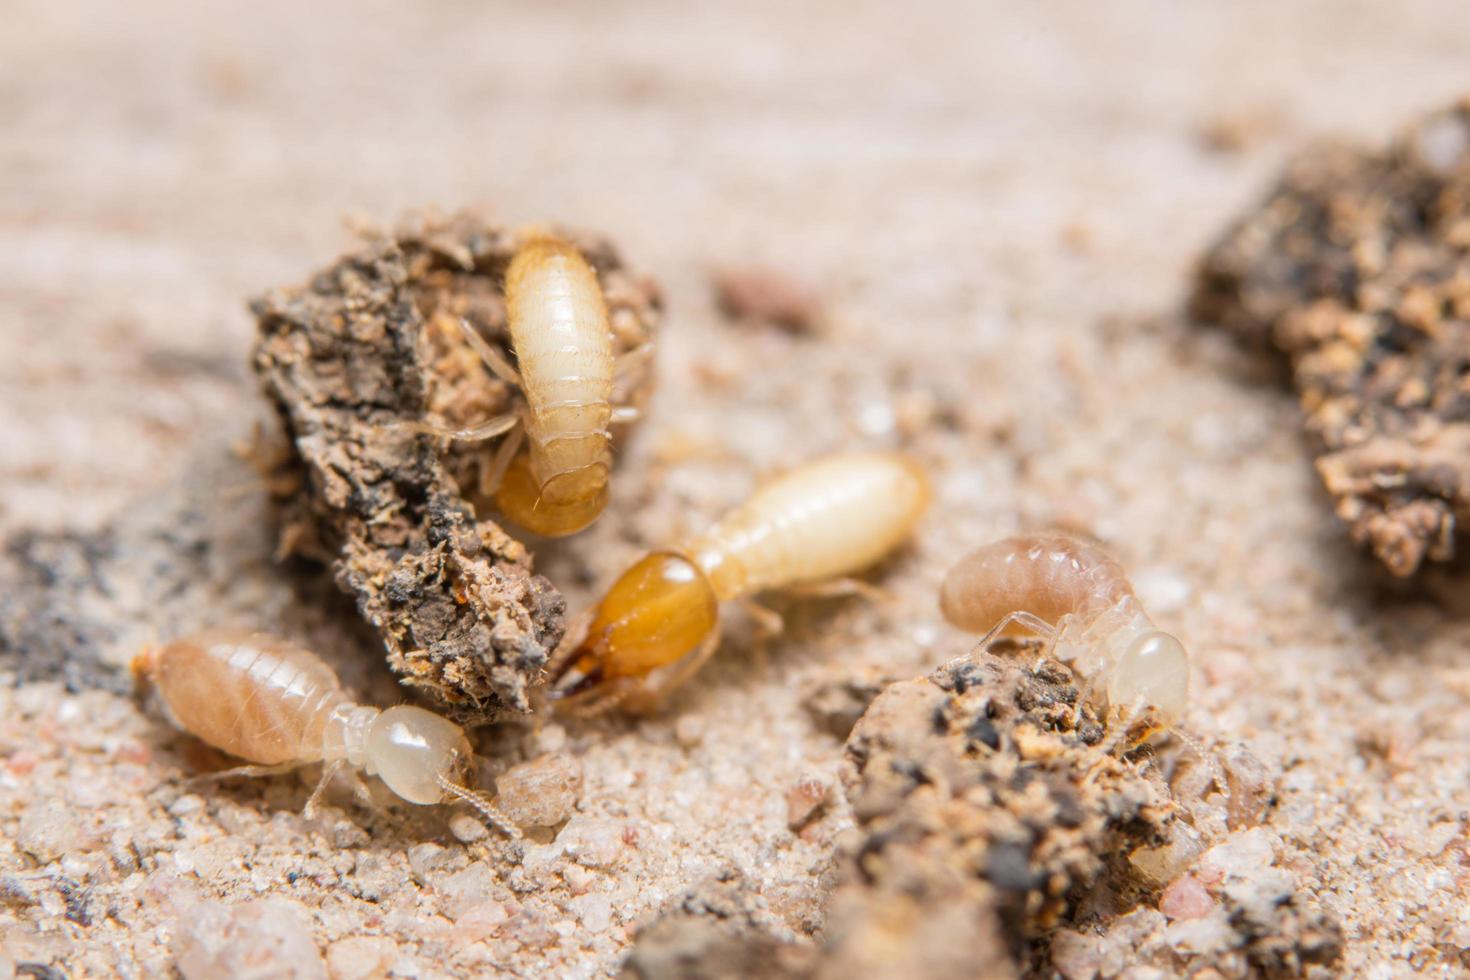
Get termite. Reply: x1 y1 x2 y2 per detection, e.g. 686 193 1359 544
417 232 648 537
546 451 932 715
938 532 1190 731
130 630 519 837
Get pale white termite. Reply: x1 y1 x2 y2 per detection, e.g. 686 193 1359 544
131 630 519 836
421 232 647 538
546 451 932 715
938 532 1190 728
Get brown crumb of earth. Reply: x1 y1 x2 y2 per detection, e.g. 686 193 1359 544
625 648 1343 979
249 212 661 720
1192 98 1470 576
711 264 824 334
1196 105 1290 155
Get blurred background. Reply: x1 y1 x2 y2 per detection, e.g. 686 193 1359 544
8 6 1470 975
5 0 1469 535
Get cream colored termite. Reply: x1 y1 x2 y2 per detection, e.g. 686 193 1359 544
546 451 932 715
417 231 650 537
939 532 1190 730
131 630 519 837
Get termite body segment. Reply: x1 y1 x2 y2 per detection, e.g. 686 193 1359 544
420 233 629 537
939 533 1189 728
131 630 517 835
494 235 616 537
548 451 932 714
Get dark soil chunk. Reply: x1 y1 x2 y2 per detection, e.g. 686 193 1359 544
1193 99 1470 576
818 652 1176 978
250 213 660 719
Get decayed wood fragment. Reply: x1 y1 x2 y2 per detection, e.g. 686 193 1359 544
251 213 661 718
1193 100 1470 575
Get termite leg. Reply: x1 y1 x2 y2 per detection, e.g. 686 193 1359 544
459 318 523 388
553 676 642 719
186 761 302 785
614 342 655 383
782 576 891 604
478 417 526 498
739 598 785 641
611 342 655 413
403 410 520 443
622 630 722 715
973 610 1056 653
303 760 345 818
544 608 597 683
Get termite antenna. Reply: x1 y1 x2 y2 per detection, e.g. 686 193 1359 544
1168 726 1227 801
434 772 523 840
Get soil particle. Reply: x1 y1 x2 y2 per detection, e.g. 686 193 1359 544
174 897 326 980
620 868 815 980
1193 99 1470 576
493 752 584 830
250 212 660 718
800 668 896 740
813 651 1177 977
711 264 824 334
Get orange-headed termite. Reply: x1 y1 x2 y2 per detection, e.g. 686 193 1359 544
417 232 648 538
131 630 519 836
939 532 1190 729
547 451 931 715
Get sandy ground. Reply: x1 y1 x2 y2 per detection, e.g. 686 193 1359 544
4 1 1470 977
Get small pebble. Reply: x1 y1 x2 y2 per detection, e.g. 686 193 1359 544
114 739 153 765
570 892 613 933
448 812 489 844
174 898 325 980
1198 828 1275 882
168 794 205 817
407 842 462 884
535 724 568 754
437 863 497 921
1222 747 1276 830
495 753 583 829
5 751 38 776
325 936 397 980
18 800 81 863
785 774 831 831
1159 876 1214 921
561 864 595 896
1050 928 1104 980
673 715 704 748
558 817 625 868
452 902 509 944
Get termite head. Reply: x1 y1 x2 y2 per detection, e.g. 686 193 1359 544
1106 629 1190 730
366 705 475 806
496 453 610 538
550 550 719 699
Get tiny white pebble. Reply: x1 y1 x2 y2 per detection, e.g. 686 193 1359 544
673 716 704 748
857 401 897 437
536 724 568 754
168 794 204 817
448 811 490 843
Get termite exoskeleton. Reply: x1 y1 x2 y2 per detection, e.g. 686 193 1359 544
546 451 932 715
130 630 519 837
939 533 1190 733
418 232 647 538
